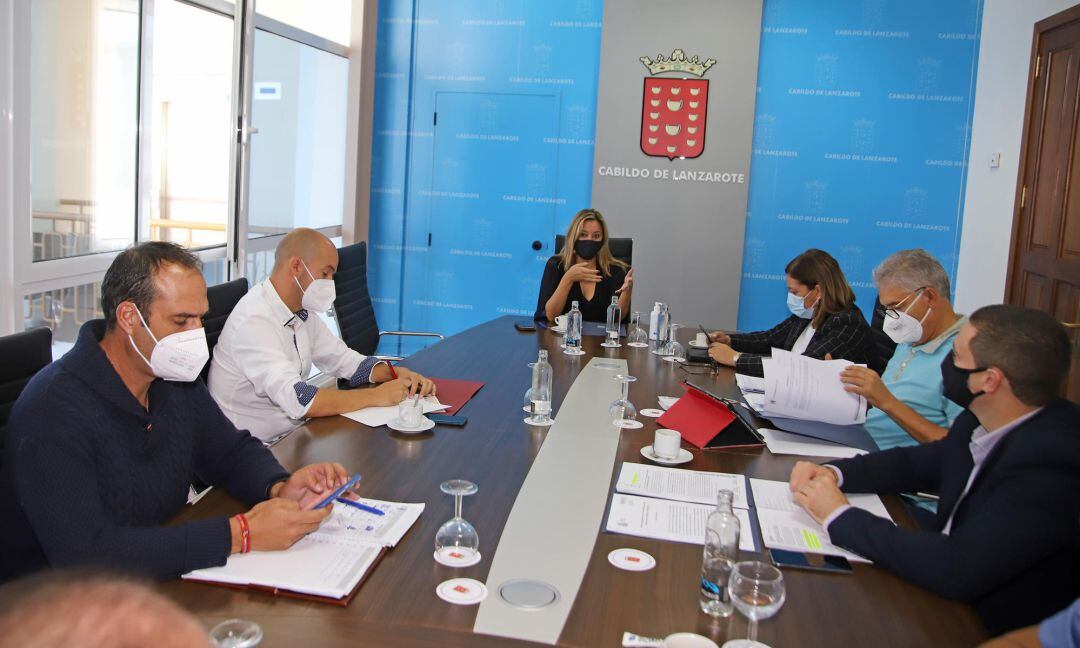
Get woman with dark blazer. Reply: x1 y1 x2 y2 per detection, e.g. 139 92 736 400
535 208 633 322
708 248 874 376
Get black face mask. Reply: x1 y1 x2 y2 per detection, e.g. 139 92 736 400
574 239 603 261
940 350 987 409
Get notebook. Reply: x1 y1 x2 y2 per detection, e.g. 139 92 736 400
430 378 485 415
182 498 424 605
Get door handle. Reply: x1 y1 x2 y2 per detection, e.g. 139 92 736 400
531 240 543 251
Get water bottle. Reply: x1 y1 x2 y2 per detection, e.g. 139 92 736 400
699 489 740 618
648 301 664 351
652 304 671 355
565 301 583 354
604 296 622 346
529 350 553 424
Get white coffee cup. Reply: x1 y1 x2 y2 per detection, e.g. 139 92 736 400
554 314 568 329
664 633 718 648
653 428 682 460
694 332 708 347
398 398 423 428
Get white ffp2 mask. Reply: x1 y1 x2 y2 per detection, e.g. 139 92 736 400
128 307 209 382
883 291 931 345
294 259 336 313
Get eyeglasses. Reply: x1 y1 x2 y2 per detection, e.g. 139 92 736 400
883 287 927 319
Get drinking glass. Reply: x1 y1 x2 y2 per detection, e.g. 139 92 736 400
434 480 480 563
626 311 648 347
209 619 263 648
609 374 638 423
721 561 786 648
662 324 686 363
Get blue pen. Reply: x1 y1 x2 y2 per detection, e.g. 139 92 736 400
335 497 386 516
311 473 362 510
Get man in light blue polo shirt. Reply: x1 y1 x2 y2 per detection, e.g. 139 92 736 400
840 249 965 450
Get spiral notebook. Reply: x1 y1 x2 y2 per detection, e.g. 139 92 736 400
182 498 424 605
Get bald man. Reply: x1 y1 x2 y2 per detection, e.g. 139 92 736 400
209 229 434 441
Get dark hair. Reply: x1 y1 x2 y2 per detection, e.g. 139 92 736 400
968 305 1070 405
100 242 202 331
785 249 856 328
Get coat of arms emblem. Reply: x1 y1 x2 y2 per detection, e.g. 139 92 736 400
639 49 715 160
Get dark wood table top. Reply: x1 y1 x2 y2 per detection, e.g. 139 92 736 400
161 316 989 647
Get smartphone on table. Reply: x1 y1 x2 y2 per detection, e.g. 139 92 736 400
768 549 852 574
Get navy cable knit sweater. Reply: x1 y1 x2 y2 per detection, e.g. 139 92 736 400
0 320 290 582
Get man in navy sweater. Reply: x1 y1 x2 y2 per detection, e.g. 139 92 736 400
1 242 352 582
790 305 1080 635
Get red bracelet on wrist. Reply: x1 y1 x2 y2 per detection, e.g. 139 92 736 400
386 363 398 380
236 514 251 554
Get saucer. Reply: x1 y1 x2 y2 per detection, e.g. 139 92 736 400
608 548 656 572
689 340 709 349
436 578 488 605
434 547 481 568
550 327 567 335
388 417 435 433
640 445 693 465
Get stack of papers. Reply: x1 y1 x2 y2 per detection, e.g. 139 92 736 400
605 463 756 551
341 396 448 427
761 348 866 426
184 498 424 601
750 479 891 563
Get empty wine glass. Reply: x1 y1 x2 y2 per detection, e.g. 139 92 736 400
434 480 479 565
209 619 263 648
662 324 686 363
626 311 648 347
721 561 786 648
609 374 638 423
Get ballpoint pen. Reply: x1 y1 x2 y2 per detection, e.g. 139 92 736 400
335 497 386 516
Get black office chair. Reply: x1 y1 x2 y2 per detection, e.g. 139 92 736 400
0 327 53 453
554 235 634 267
201 277 249 383
333 241 443 362
868 295 897 375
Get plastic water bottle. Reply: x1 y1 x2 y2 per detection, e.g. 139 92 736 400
565 301 583 354
604 296 621 347
652 303 671 355
699 489 740 617
529 350 553 424
648 301 664 351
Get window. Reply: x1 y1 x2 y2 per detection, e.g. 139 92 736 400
30 0 139 261
255 0 352 46
247 30 349 239
148 0 234 249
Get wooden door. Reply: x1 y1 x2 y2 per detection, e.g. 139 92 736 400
1007 5 1080 401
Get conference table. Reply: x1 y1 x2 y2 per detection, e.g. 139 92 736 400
162 316 989 647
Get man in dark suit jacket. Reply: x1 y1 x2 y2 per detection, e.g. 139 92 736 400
789 304 1080 635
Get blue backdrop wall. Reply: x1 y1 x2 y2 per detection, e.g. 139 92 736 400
369 0 983 345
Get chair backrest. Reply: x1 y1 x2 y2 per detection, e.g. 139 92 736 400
868 295 897 375
0 327 53 451
202 277 249 382
554 235 634 267
332 241 380 356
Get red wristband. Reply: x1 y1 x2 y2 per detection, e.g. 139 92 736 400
386 363 397 380
235 514 251 554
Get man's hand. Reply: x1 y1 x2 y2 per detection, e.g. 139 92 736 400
708 342 738 366
615 268 634 295
272 462 350 509
240 498 331 552
792 476 849 526
367 379 411 406
394 367 436 398
564 262 601 284
789 460 838 493
709 331 731 345
840 366 894 409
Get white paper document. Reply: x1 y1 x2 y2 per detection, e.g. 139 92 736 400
762 348 867 425
658 396 680 411
183 499 424 599
749 478 892 563
735 374 766 394
758 428 867 459
606 493 756 552
615 462 749 510
341 396 448 427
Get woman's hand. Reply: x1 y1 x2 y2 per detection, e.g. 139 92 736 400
564 261 601 284
709 330 731 345
615 268 634 295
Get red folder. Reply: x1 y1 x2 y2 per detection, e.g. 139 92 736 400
430 378 484 415
657 382 762 450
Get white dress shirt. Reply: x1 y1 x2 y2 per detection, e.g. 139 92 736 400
208 279 380 441
790 324 816 355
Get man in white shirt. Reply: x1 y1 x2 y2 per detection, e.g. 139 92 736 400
209 228 434 441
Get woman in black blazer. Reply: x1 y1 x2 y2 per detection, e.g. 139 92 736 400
709 248 874 376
